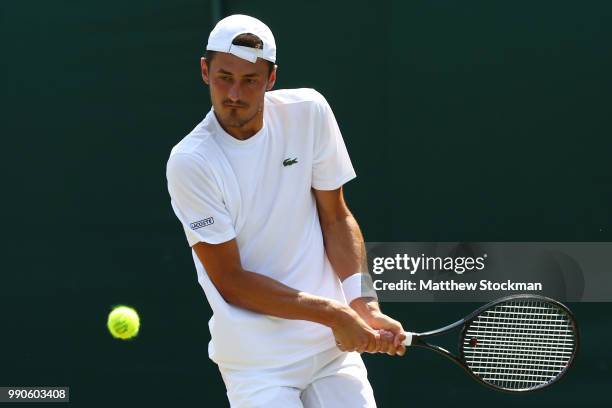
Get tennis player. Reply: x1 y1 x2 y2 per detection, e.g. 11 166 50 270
166 14 406 407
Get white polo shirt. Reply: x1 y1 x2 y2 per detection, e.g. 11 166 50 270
166 88 356 369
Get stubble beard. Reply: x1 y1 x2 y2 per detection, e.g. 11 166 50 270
219 99 264 130
223 107 258 128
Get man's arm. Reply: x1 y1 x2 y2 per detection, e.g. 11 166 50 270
192 239 382 353
313 187 406 356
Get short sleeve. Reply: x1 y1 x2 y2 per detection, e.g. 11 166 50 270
311 94 357 190
166 152 236 246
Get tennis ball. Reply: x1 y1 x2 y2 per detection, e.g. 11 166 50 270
107 305 140 340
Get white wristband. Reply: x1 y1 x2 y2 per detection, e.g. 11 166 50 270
341 273 378 304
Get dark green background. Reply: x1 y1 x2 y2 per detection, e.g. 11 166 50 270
2 0 610 406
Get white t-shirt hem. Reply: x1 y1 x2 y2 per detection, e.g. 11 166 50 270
212 335 339 371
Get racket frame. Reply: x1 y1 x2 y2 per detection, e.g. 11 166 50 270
405 294 580 393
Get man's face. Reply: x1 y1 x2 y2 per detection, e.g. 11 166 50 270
201 52 276 133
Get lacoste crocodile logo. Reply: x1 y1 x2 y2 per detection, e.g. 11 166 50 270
283 157 298 167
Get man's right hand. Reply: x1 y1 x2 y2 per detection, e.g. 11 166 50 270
329 304 383 353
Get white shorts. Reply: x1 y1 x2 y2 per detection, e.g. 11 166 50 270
218 347 377 408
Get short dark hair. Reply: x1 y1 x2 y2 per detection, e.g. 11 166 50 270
205 33 275 75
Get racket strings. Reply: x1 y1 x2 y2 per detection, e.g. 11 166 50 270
462 299 576 391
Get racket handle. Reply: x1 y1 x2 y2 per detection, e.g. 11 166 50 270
402 332 414 346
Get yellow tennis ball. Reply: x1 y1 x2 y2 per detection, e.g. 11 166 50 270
107 305 140 340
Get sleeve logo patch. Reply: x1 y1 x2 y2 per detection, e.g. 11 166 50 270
190 217 214 230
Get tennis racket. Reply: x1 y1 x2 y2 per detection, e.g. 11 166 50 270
402 294 579 392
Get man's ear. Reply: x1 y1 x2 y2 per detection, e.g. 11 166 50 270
266 65 278 91
201 57 210 85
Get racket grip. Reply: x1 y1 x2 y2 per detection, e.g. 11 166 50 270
402 332 414 346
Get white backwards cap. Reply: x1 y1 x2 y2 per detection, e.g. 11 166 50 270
206 14 276 64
